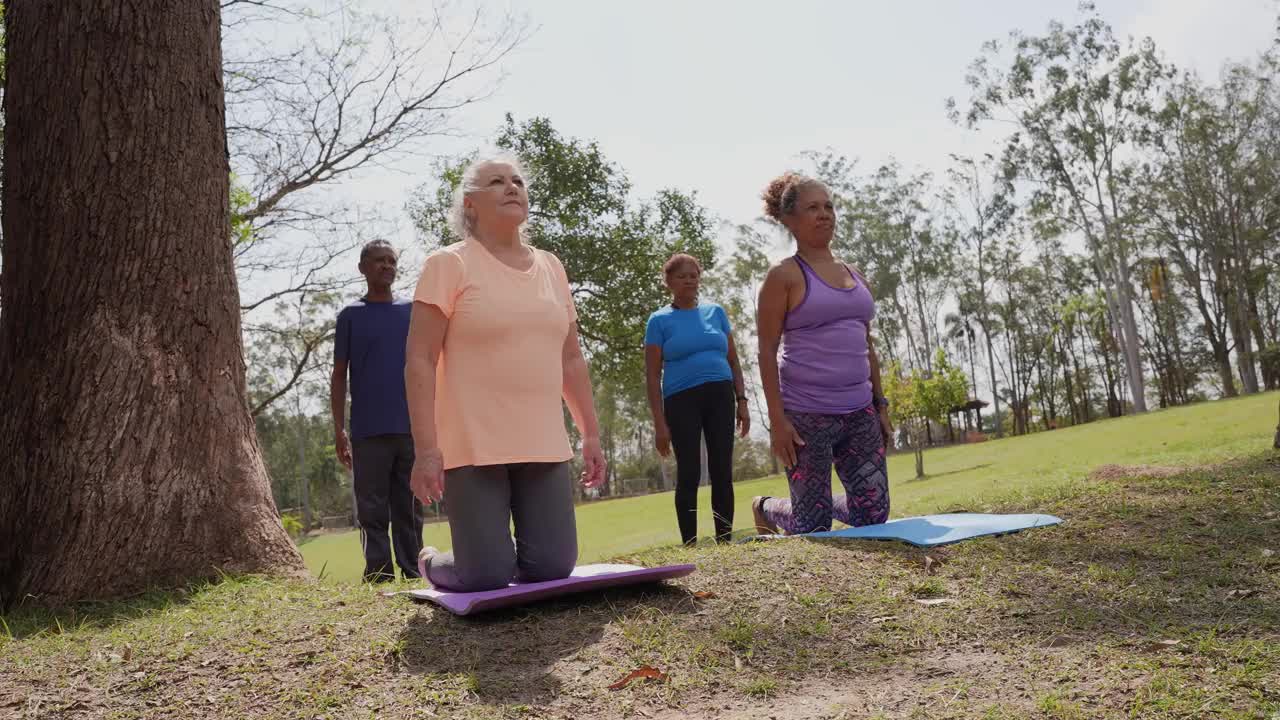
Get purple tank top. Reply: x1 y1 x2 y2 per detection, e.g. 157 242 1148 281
779 255 876 414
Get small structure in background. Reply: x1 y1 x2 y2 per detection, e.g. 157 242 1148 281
947 398 990 443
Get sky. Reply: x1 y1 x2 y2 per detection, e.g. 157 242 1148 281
239 0 1278 413
312 0 1279 261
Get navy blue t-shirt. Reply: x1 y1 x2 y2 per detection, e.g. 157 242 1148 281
334 297 413 439
644 302 734 398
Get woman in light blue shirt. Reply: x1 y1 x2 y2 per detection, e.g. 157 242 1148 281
644 253 750 545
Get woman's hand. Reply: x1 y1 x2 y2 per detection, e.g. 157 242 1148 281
878 410 894 449
769 416 805 468
581 436 607 488
654 421 672 458
736 399 751 438
410 447 445 504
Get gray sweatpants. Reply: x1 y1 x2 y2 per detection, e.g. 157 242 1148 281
425 461 578 592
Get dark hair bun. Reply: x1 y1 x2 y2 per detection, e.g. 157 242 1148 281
762 172 818 220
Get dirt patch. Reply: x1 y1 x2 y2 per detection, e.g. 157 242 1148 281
1087 463 1191 481
637 651 1032 720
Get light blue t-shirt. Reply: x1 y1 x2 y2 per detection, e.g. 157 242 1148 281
644 303 734 398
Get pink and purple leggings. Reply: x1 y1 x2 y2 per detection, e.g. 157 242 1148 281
762 407 889 534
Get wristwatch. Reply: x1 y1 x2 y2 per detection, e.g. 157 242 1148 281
873 395 889 409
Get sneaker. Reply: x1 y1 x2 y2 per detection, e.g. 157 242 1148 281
752 497 779 536
417 546 439 581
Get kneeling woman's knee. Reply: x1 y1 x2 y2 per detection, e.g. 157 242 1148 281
519 542 578 583
458 556 517 592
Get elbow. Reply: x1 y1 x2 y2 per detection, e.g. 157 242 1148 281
644 369 660 392
404 355 436 388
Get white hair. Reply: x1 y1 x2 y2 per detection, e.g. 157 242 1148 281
448 153 530 239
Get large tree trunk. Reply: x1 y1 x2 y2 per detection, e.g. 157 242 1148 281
0 0 304 606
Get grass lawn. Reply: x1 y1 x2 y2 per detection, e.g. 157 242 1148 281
3 409 1278 718
301 391 1279 584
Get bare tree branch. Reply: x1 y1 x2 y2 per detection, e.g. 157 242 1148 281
223 1 530 415
248 323 335 417
228 6 530 228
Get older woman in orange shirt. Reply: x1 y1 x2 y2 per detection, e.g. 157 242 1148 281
405 155 606 592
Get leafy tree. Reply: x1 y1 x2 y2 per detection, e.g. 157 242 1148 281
884 350 970 478
953 3 1173 413
1142 61 1280 395
945 153 1017 436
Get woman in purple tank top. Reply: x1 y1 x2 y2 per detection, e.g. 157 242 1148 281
750 173 894 535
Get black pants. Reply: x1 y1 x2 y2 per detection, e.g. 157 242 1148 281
664 380 735 545
352 434 423 582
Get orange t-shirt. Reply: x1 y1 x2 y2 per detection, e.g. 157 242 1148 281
413 240 578 470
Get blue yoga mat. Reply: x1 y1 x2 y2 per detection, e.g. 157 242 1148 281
794 512 1062 547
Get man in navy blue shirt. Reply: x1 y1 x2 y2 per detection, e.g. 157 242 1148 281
330 240 422 583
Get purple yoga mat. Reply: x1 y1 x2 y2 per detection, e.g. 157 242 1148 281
397 563 696 616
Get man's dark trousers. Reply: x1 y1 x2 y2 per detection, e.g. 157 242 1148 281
352 434 422 582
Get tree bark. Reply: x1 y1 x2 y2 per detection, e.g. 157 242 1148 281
1111 256 1149 413
982 328 1003 438
0 0 304 606
913 420 925 479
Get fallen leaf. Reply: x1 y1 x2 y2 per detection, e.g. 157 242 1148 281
182 632 194 639
1146 639 1181 652
692 591 717 600
870 615 897 624
608 665 667 690
123 645 133 663
915 598 957 606
1262 549 1274 558
1226 589 1258 600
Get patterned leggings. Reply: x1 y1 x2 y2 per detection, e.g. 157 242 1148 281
762 407 889 534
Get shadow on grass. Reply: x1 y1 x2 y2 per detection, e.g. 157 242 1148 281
0 573 246 641
395 582 696 706
903 462 994 483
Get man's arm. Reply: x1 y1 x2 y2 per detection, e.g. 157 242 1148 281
332 309 353 470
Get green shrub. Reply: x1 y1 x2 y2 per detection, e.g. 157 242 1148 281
281 512 304 538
